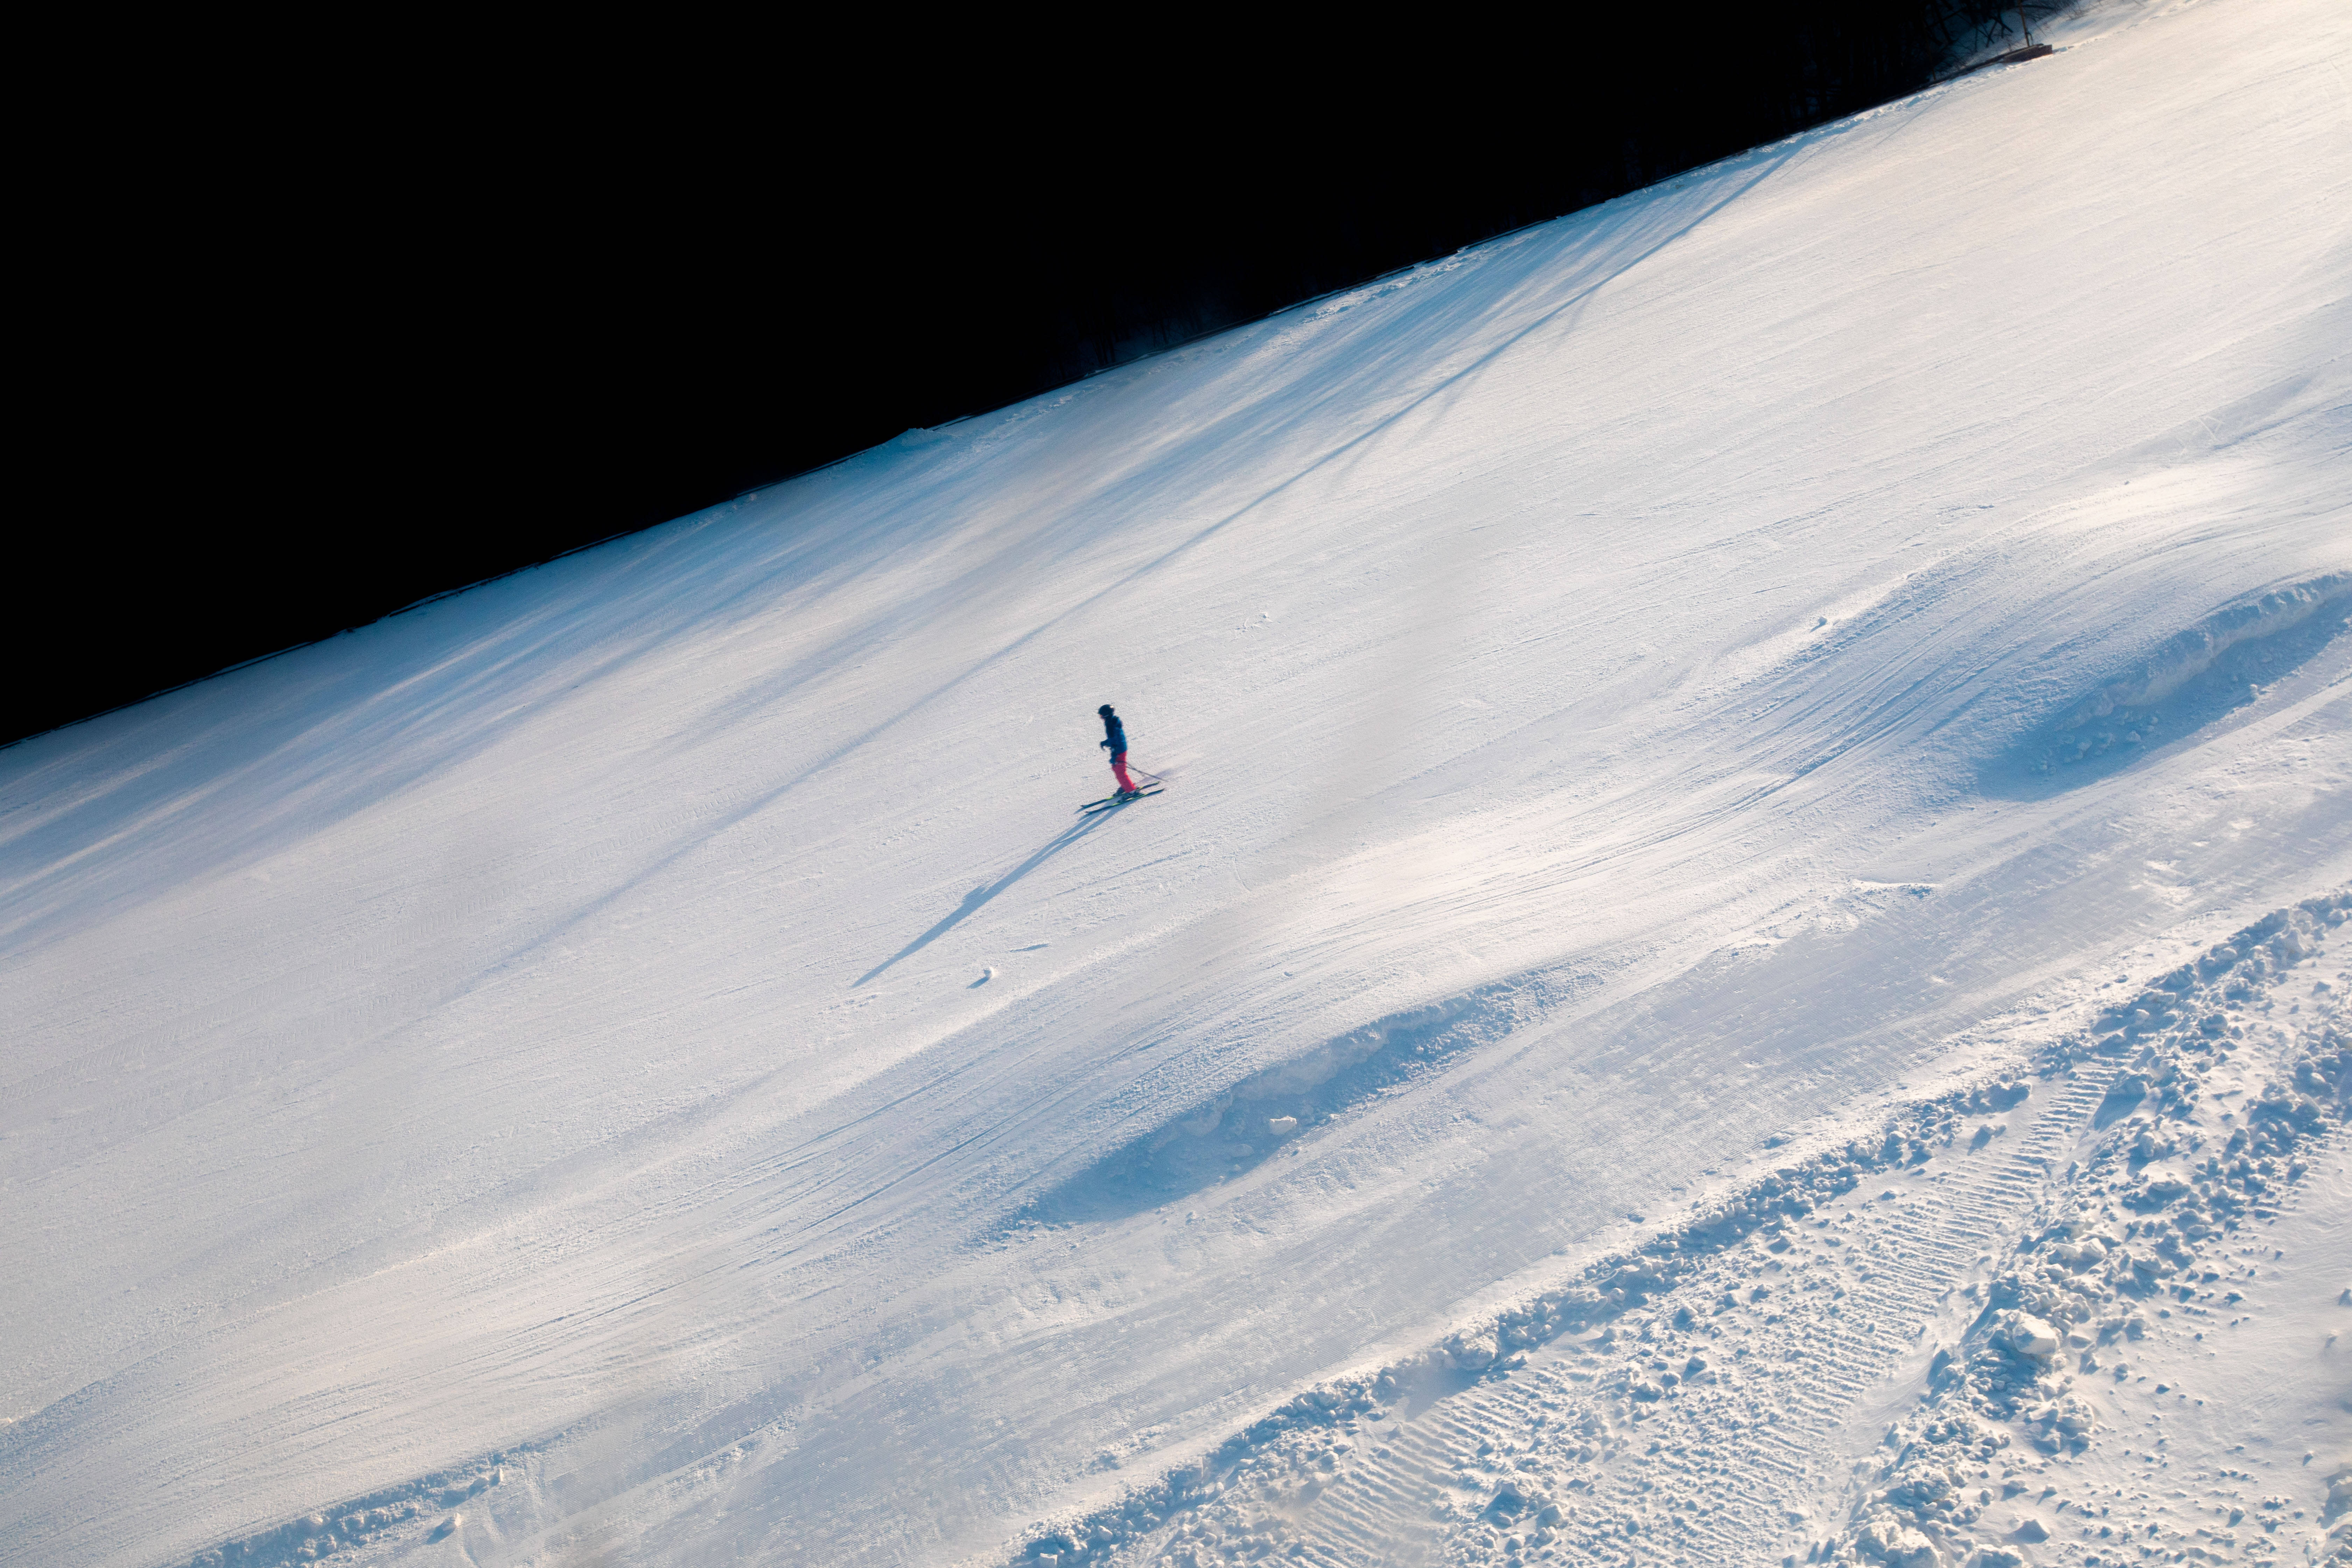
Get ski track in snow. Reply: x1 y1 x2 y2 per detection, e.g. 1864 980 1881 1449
4 0 2351 1565
1006 896 2352 1568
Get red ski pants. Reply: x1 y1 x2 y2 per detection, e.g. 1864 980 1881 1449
1110 752 1136 792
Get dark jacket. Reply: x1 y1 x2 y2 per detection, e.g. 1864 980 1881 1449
1100 713 1127 753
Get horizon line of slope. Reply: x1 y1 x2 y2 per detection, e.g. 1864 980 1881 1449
0 7 2075 761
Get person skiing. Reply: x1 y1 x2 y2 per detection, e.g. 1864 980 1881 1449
1098 704 1139 797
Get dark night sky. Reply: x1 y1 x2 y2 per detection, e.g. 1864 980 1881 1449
10 4 2017 748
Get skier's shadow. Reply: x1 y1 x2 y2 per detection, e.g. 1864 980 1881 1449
853 810 1116 987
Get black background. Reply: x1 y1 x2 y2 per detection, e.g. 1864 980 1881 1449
9 1 2029 748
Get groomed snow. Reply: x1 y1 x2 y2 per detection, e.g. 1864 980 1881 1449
3 1 2347 1564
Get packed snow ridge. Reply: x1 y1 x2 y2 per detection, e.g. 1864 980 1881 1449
3 0 2348 1566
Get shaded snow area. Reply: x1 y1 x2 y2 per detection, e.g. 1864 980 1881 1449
2 2 2347 1566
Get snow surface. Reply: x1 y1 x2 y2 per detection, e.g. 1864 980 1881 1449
3 1 2348 1564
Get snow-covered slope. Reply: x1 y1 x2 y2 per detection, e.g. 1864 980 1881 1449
4 1 2347 1564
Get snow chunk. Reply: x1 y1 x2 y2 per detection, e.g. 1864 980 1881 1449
1853 1513 1937 1566
2000 1312 2061 1361
1445 1332 1498 1370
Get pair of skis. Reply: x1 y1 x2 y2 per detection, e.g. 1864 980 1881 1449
1078 768 1164 814
1079 788 1162 813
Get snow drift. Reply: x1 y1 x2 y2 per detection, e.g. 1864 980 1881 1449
1989 570 2351 787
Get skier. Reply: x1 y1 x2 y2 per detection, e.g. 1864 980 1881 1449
1098 704 1139 798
